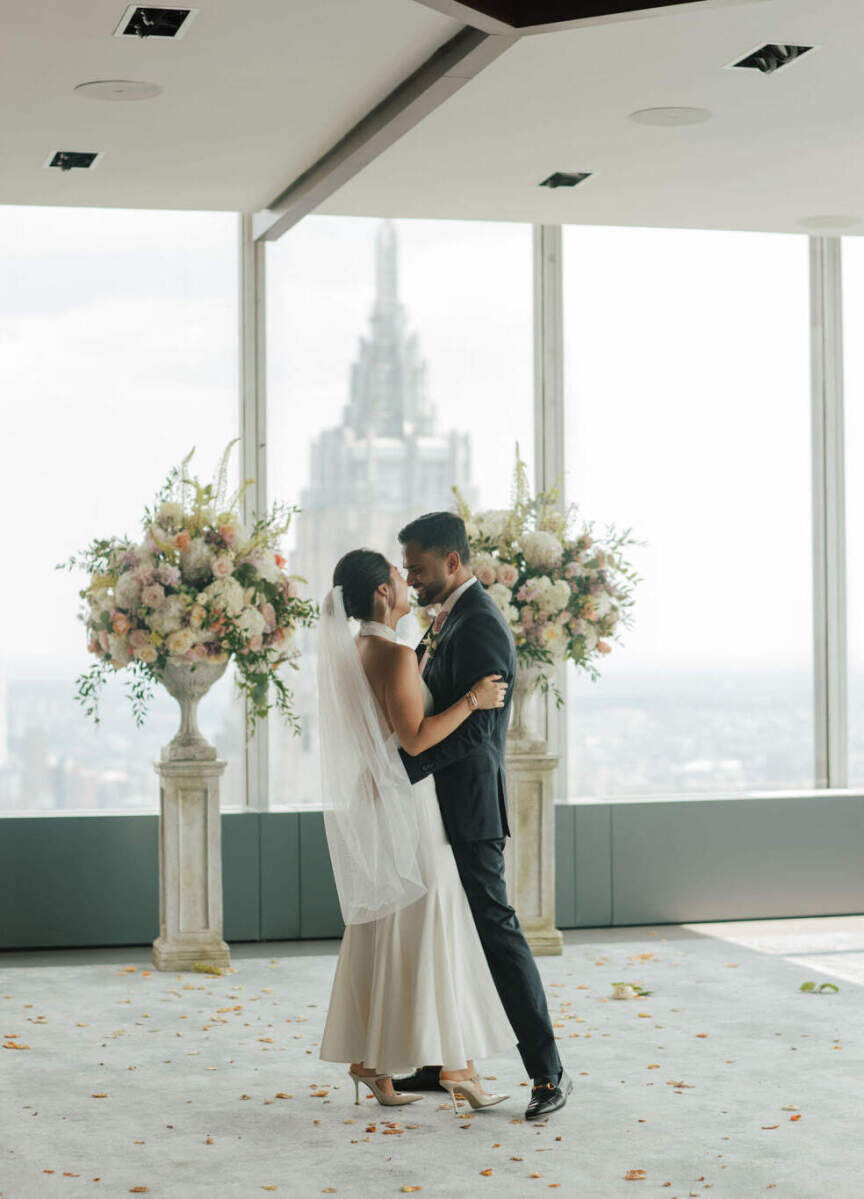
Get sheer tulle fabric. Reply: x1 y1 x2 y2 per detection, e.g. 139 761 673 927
317 587 427 925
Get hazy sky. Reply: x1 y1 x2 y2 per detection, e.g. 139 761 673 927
1 206 862 687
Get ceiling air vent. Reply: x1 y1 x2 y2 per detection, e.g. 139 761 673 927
540 171 592 189
114 6 198 39
730 43 813 74
45 151 102 172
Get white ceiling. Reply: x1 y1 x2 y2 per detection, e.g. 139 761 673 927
2 0 863 235
321 0 864 235
0 0 457 212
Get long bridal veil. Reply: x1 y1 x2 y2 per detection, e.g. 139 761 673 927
316 586 427 925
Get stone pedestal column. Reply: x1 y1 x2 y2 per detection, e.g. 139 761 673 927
504 669 563 956
151 660 231 972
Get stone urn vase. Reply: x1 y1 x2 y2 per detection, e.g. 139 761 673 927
157 658 228 761
504 663 563 956
151 658 231 972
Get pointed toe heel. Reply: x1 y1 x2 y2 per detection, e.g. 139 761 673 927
439 1076 509 1116
348 1068 424 1107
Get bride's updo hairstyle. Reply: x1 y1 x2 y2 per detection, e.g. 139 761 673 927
333 549 391 620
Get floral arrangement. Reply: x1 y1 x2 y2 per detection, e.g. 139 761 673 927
61 442 317 733
446 449 640 698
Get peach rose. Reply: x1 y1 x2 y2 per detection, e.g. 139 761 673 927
213 553 234 578
476 565 496 586
218 524 236 546
174 530 191 552
597 640 612 654
112 611 131 635
135 644 157 664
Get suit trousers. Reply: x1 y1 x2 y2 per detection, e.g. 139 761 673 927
450 837 562 1082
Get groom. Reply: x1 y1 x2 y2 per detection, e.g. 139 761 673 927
395 511 572 1120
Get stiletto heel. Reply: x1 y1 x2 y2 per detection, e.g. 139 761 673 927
347 1068 424 1107
439 1076 509 1115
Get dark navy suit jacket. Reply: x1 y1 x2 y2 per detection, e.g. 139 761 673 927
400 580 515 844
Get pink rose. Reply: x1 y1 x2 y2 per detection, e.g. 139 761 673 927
565 562 581 579
132 565 155 587
248 634 263 653
259 602 276 631
128 629 150 651
141 583 166 609
520 608 535 628
497 563 519 588
213 554 234 578
476 565 496 587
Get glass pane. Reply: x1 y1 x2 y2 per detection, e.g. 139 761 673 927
0 207 243 813
563 226 812 799
267 215 533 807
843 238 864 787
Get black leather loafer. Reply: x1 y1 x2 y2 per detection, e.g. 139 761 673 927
391 1065 445 1092
525 1069 573 1120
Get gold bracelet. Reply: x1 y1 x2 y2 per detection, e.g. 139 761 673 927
466 689 478 710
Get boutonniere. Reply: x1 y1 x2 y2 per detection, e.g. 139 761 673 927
426 625 442 661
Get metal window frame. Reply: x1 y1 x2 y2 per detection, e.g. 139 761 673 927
238 219 850 808
238 213 269 810
810 235 848 789
533 225 568 795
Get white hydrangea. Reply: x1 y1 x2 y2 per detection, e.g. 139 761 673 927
148 593 189 636
520 530 563 571
475 509 511 543
156 501 185 526
114 571 141 611
253 551 283 584
202 576 245 616
488 582 518 625
237 606 267 640
180 537 215 584
531 576 571 616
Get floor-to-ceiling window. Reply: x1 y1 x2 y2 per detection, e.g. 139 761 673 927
562 226 812 798
0 207 243 812
265 215 533 807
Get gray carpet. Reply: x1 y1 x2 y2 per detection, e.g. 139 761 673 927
1 924 862 1198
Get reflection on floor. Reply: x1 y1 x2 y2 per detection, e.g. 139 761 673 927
1 917 862 1198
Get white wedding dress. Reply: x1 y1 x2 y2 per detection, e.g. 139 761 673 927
319 666 515 1075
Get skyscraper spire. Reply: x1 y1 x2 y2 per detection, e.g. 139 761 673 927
375 219 399 306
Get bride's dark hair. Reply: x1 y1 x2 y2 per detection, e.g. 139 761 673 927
333 549 391 620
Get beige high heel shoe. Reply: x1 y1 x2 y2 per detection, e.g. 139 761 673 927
348 1068 424 1107
439 1075 509 1116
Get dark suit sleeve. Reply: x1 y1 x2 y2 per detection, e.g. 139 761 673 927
399 613 513 781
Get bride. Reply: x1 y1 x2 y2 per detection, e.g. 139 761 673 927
317 548 516 1112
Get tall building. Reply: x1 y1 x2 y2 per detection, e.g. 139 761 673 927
291 219 475 601
276 219 475 804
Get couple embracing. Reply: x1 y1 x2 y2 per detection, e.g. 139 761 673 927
317 511 572 1121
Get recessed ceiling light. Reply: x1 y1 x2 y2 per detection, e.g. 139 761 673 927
799 215 862 232
628 107 712 127
74 80 163 102
539 171 592 189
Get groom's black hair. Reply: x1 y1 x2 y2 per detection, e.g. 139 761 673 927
398 512 470 564
333 548 391 620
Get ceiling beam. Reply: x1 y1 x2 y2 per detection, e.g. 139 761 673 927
414 0 765 36
252 25 516 242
